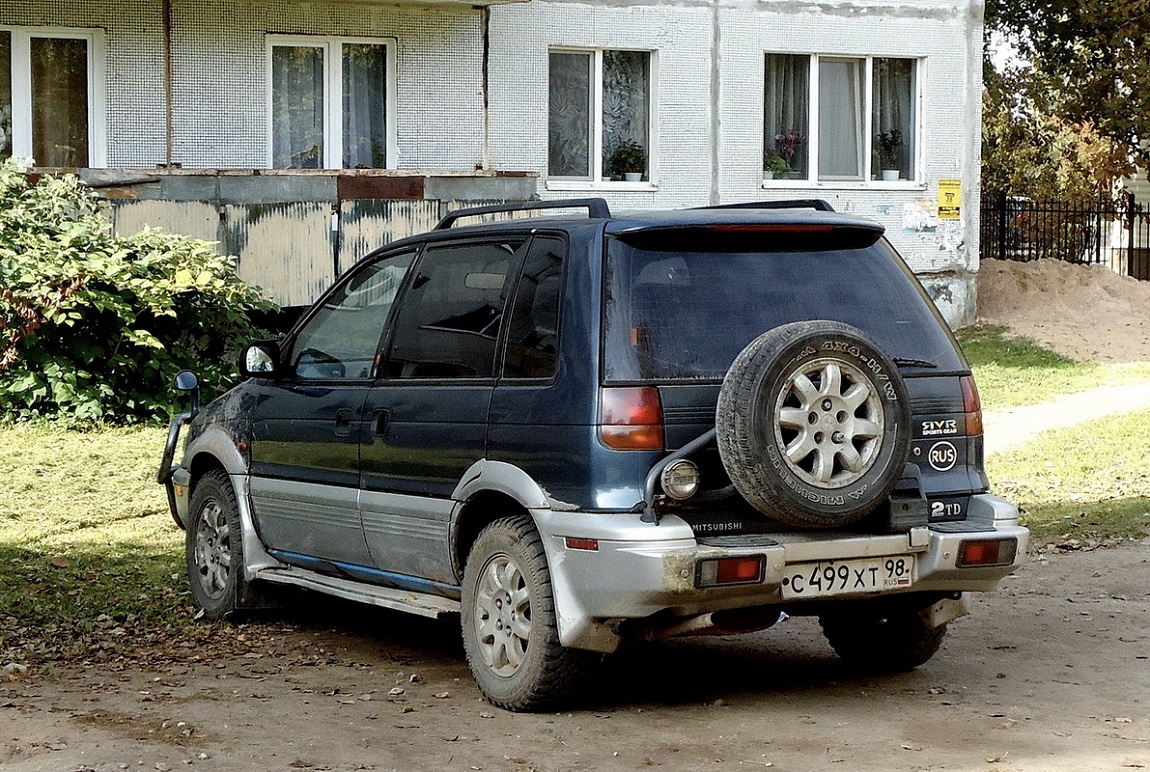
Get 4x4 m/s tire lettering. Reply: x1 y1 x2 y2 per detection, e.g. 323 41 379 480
717 320 911 528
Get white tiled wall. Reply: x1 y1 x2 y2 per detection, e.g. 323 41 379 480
1 0 983 321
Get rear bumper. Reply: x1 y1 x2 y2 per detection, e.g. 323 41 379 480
535 493 1027 651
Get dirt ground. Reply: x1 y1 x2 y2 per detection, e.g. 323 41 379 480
5 259 1150 772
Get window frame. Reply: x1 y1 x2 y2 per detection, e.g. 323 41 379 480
1 26 106 168
265 35 398 171
546 46 659 191
763 53 922 188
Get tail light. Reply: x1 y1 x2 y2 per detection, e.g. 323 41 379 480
957 538 1017 568
599 386 663 450
960 375 983 436
697 556 765 587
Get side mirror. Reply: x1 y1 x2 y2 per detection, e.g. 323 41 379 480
174 369 201 417
239 341 282 378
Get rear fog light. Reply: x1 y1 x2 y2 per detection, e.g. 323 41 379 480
697 556 764 587
957 538 1017 567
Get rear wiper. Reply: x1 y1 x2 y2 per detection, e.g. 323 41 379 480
894 357 937 369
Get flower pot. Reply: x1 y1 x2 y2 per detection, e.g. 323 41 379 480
881 169 900 181
624 172 642 182
762 171 775 181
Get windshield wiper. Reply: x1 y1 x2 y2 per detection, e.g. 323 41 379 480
893 357 937 369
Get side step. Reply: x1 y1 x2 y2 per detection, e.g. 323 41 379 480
257 567 461 620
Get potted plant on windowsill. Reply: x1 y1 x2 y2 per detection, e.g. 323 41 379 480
608 140 647 182
763 152 790 181
876 128 903 181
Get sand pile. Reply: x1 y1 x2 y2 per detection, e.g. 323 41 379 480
975 258 1150 363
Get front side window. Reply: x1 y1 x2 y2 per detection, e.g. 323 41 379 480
1 28 101 167
384 239 526 379
549 48 653 183
269 36 394 170
291 250 415 380
764 54 918 183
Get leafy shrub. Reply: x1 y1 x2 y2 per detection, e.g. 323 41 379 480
0 158 276 425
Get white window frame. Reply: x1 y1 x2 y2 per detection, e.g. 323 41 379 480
2 26 106 168
763 53 923 189
265 35 398 170
546 46 659 191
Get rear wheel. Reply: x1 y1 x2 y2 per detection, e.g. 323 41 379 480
461 516 593 711
819 610 947 672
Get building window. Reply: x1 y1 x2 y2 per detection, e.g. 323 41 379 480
548 48 653 183
764 54 918 183
1 28 103 168
268 37 395 170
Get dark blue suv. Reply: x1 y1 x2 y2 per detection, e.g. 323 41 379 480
160 198 1027 711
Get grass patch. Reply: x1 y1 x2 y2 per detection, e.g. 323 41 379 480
956 325 1150 409
0 424 271 670
987 409 1150 543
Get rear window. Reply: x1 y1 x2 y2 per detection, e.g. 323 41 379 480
603 234 966 382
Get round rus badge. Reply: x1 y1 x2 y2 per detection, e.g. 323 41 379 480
927 440 958 472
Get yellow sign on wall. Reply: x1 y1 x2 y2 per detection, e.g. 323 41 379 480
938 179 961 220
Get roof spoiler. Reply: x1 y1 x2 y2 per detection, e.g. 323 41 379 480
693 199 837 213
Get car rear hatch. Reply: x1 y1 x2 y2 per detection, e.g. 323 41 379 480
600 212 984 531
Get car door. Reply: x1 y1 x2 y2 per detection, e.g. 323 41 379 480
247 250 416 568
359 236 527 584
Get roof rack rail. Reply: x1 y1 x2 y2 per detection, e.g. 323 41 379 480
694 199 837 213
434 197 613 230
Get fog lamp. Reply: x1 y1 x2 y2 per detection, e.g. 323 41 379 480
661 459 700 500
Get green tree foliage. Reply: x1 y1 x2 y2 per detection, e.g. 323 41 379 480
983 0 1147 200
0 158 276 425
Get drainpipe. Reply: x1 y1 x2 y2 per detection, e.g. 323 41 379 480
709 0 721 206
480 4 491 171
163 0 174 166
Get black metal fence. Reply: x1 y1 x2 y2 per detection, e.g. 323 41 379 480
979 191 1150 279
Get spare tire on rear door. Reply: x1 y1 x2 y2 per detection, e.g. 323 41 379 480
716 320 911 528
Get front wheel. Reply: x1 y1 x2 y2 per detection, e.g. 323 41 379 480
819 610 947 672
461 516 592 711
186 470 244 619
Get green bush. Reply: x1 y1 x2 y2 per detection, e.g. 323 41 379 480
0 158 276 425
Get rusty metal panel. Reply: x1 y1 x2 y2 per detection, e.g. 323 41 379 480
222 203 335 307
111 200 219 242
338 199 441 274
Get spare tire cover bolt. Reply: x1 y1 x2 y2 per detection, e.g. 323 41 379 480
822 399 833 410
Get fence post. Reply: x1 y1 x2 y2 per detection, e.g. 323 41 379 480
997 191 1008 261
1127 191 1137 277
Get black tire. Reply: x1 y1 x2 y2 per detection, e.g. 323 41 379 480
716 320 911 528
186 470 244 620
819 611 947 672
461 516 593 711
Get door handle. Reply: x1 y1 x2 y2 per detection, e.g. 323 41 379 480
334 408 353 437
372 408 390 437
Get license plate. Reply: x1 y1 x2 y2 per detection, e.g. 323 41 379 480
781 556 915 600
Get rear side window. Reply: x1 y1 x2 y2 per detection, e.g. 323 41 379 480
502 236 565 379
384 238 525 379
603 236 965 382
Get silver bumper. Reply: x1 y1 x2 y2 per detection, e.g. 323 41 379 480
535 494 1028 652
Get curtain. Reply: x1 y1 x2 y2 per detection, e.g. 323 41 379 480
548 52 592 178
873 58 915 178
342 43 387 169
30 37 89 167
601 50 649 174
271 45 324 169
818 58 864 180
0 32 11 158
764 54 809 176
